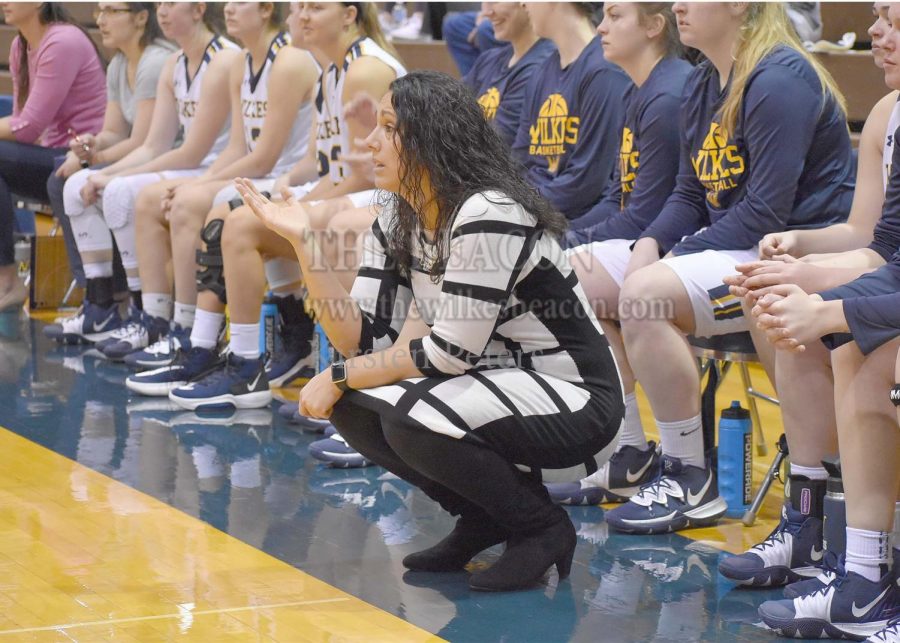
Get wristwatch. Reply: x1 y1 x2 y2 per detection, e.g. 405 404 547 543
331 361 350 392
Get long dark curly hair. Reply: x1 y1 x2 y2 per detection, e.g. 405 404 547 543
376 70 567 281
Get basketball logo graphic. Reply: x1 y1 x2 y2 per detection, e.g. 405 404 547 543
692 122 745 208
529 93 580 175
478 87 501 122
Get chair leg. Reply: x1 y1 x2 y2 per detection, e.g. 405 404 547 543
739 362 769 457
61 279 77 306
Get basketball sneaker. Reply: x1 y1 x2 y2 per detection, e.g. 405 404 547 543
758 563 900 640
126 346 221 396
169 353 271 410
719 503 823 587
124 322 192 369
309 432 372 468
867 615 900 642
51 301 123 344
546 441 660 505
605 455 727 534
100 307 169 361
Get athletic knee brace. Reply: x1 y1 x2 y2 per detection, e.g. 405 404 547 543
892 384 900 407
196 218 227 304
227 190 269 212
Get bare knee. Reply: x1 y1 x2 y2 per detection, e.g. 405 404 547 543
222 206 262 253
169 192 209 235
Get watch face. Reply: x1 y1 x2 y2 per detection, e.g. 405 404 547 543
331 362 346 382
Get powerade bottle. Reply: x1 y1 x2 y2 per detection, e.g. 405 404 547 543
718 401 752 518
312 322 332 373
259 292 277 356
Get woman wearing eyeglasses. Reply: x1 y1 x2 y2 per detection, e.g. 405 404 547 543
0 2 107 311
41 3 174 335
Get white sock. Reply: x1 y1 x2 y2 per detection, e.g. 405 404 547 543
616 392 648 450
125 276 142 291
656 414 704 468
271 286 305 300
790 464 829 480
190 309 224 350
845 527 891 582
229 322 261 360
173 302 196 329
141 293 172 321
83 261 113 279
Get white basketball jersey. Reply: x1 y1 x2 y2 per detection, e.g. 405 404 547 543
315 37 406 184
173 35 239 167
241 33 314 178
884 94 900 191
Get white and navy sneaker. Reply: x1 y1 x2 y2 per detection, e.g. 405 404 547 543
309 432 372 468
126 346 221 397
785 550 842 599
605 455 727 535
719 503 823 587
546 441 660 505
100 308 169 361
867 615 900 642
43 305 84 342
124 322 191 370
759 564 900 640
169 353 272 410
50 302 123 344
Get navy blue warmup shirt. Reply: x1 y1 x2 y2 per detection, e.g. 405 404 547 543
567 56 694 245
641 46 855 256
511 37 630 221
464 39 556 147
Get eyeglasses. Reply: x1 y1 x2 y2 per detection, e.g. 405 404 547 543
93 7 134 20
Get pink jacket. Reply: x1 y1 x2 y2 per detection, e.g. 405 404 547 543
9 23 106 148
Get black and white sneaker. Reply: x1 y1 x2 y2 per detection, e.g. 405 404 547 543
546 442 660 505
719 503 823 587
605 455 727 535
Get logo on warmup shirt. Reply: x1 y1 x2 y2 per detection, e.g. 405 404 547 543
529 93 580 175
619 127 639 202
691 122 745 208
478 87 500 122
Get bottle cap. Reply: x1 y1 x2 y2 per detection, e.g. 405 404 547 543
721 400 750 420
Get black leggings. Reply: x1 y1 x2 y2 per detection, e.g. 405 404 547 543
0 140 64 266
330 397 567 535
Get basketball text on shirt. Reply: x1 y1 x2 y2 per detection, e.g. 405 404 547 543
692 121 745 208
528 93 580 174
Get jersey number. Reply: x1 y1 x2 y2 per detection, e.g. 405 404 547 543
317 145 344 179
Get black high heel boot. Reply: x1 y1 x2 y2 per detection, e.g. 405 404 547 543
468 517 576 591
403 515 509 572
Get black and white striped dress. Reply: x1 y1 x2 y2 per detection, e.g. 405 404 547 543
346 191 624 483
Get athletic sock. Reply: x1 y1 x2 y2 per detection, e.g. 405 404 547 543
790 464 829 480
616 392 648 450
229 323 261 360
656 414 704 468
845 527 891 582
190 309 224 350
142 293 172 321
173 302 196 329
